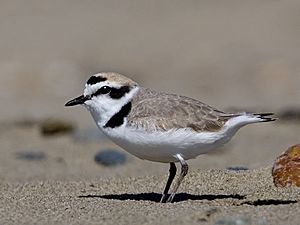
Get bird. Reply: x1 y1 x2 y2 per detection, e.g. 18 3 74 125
65 72 275 203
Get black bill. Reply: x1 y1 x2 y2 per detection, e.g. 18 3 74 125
65 95 90 106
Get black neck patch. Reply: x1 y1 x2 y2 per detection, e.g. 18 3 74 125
104 102 132 128
109 86 131 99
87 76 107 85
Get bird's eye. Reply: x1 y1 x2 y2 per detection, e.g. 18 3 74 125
99 86 111 94
92 85 112 97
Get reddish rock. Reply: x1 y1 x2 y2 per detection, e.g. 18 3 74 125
272 144 300 187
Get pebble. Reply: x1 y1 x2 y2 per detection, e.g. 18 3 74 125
40 118 75 136
16 151 46 161
226 166 249 172
272 144 300 187
94 149 127 166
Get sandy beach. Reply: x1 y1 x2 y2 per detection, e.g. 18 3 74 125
0 119 299 225
1 167 300 225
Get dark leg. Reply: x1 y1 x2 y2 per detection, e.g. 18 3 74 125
160 162 177 203
166 154 188 203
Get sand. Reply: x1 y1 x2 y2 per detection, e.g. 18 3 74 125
0 122 299 225
1 167 300 225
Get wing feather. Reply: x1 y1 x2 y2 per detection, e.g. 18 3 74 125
127 87 234 132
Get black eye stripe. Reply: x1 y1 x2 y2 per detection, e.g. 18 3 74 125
86 76 107 85
109 86 130 99
92 86 131 99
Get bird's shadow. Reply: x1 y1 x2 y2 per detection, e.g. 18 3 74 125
78 192 245 203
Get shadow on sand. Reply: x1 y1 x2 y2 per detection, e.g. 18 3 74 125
78 192 245 203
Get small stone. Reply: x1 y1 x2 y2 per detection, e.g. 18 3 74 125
40 118 75 136
16 151 46 161
272 144 300 187
226 166 249 172
94 149 127 166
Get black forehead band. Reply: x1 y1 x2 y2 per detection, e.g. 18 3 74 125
86 76 107 85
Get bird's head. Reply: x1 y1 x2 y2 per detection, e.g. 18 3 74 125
65 72 138 126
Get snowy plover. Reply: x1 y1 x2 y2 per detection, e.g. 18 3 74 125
65 72 275 203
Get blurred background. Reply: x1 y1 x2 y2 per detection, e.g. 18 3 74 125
0 0 299 181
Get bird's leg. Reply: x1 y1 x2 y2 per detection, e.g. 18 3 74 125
160 162 177 203
166 154 188 203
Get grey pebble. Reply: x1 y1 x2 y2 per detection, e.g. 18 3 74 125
94 149 127 166
16 151 46 161
226 166 249 172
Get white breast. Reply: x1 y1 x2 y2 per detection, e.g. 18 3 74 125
100 124 230 163
98 114 262 163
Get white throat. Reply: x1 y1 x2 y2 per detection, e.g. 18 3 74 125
85 86 139 128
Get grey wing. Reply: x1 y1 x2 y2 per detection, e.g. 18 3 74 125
127 88 234 132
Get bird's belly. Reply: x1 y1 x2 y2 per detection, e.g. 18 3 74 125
103 126 230 163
